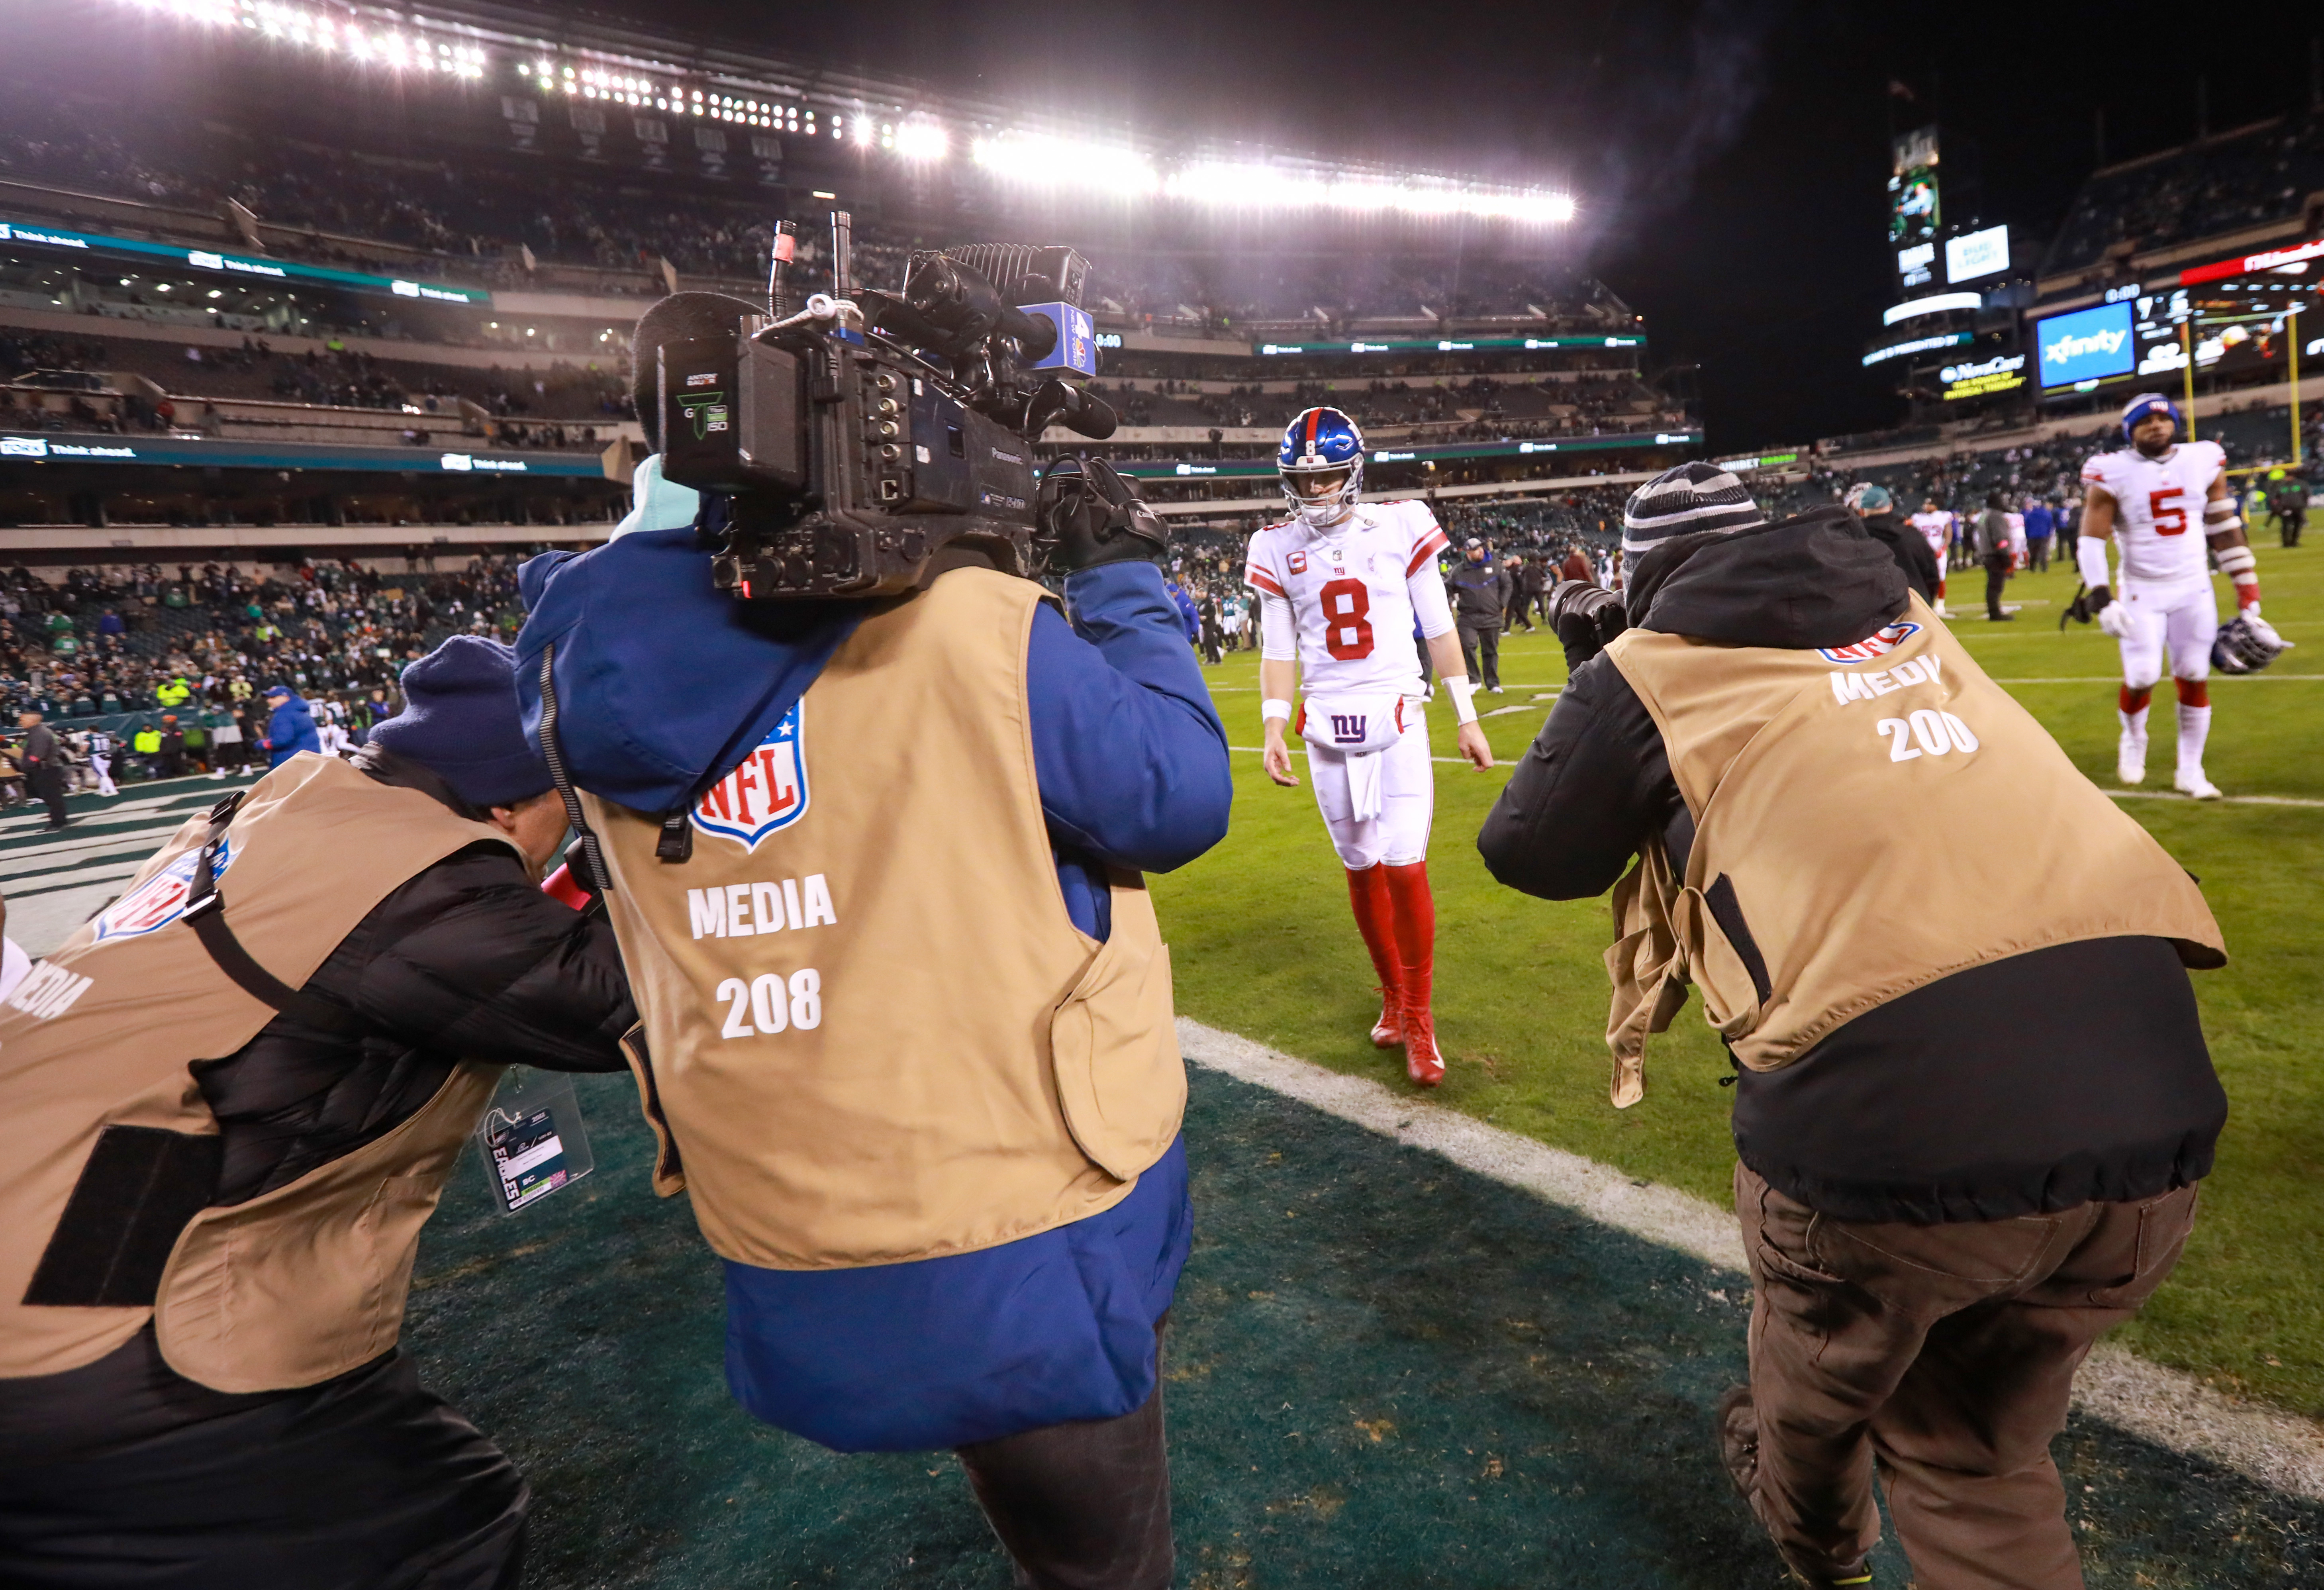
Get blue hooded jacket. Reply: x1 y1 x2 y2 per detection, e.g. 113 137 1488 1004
261 693 321 767
514 519 1231 1451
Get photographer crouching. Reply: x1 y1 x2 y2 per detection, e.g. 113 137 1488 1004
0 636 637 1588
517 276 1230 1588
1476 463 2229 1590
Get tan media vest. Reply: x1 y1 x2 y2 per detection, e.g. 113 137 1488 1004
1599 593 2225 1108
587 565 1185 1271
0 754 517 1390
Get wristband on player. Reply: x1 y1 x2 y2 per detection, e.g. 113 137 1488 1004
1262 698 1293 727
2074 534 2113 598
2214 543 2258 607
1443 676 1479 726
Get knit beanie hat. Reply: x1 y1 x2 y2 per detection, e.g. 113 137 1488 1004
1621 462 1766 556
366 635 553 809
1844 482 1893 515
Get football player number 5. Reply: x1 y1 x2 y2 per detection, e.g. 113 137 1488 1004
1319 577 1374 660
2149 487 2187 536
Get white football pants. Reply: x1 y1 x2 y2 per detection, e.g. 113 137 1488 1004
1306 705 1434 869
2116 579 2218 689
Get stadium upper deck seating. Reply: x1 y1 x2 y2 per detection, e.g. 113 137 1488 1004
2042 109 2324 277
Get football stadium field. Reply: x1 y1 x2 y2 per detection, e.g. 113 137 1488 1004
2 550 2314 1586
364 544 2317 1588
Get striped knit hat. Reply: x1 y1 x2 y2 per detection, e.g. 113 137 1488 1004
1621 462 1766 556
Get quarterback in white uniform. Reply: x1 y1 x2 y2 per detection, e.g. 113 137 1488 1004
1250 406 1493 1087
2079 392 2275 798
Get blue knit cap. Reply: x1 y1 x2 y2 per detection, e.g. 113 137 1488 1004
367 635 553 809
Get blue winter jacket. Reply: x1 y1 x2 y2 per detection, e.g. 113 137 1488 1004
262 695 321 767
514 520 1231 1452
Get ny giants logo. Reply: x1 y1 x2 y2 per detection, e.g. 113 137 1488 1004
1818 620 1922 665
1329 712 1368 745
692 702 809 851
92 837 238 943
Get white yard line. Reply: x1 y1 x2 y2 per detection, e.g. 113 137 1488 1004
1178 1017 2324 1501
2 857 148 898
0 830 175 880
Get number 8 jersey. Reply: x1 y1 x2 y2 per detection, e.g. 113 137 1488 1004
2080 440 2225 586
1244 500 1450 694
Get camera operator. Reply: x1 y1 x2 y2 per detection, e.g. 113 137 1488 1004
1475 463 2228 1590
0 635 637 1589
514 291 1231 1590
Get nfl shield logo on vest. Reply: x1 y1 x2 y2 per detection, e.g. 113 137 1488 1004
1818 620 1921 665
692 702 809 851
92 837 238 943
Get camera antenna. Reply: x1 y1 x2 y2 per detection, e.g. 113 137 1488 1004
830 210 853 302
766 219 798 319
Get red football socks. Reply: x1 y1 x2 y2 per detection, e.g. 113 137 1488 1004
1346 864 1401 997
1383 862 1436 1012
2175 678 2210 708
2120 685 2154 716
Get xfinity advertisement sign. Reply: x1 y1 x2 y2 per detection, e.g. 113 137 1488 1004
2035 301 2136 389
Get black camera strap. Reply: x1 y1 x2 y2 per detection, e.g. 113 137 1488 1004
181 790 366 1037
536 643 614 895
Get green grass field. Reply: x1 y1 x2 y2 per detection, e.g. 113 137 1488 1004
1151 541 2324 1417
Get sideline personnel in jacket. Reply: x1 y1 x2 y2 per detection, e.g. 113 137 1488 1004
0 636 636 1590
1477 463 2227 1590
259 682 322 767
517 294 1232 1590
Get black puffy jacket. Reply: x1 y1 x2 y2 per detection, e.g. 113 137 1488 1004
190 751 635 1205
1475 508 2222 1225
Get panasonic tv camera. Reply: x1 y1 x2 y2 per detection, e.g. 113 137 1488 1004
656 214 1116 599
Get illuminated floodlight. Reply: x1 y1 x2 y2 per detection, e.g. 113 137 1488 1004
894 119 948 161
1162 160 1571 224
971 131 1158 196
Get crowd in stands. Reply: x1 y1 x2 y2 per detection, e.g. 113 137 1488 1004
0 556 535 734
2043 106 2324 275
2 330 631 446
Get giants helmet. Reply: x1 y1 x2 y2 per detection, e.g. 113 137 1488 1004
2120 392 2181 443
2211 610 2295 674
1278 406 1366 526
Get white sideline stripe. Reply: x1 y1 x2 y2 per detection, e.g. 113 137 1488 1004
2107 789 2324 809
1177 1016 2324 1502
4 857 148 898
0 831 174 880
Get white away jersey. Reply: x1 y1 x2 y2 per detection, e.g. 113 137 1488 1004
1245 500 1448 694
2081 440 2226 585
1908 510 1953 560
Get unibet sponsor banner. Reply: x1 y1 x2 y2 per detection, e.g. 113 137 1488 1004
0 217 490 305
2034 301 2136 389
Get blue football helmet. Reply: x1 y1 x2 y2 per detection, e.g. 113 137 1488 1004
1278 406 1366 525
2120 392 2181 443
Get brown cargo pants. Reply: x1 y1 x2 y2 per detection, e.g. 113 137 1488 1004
1734 1163 2200 1590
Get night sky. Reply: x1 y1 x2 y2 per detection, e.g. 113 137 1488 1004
574 1 2316 452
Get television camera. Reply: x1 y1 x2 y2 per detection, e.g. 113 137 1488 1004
656 214 1119 599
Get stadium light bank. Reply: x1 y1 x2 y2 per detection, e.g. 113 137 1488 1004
97 0 1575 225
967 136 1575 225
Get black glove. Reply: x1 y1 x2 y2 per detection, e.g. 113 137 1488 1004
1035 456 1168 575
1547 579 1628 670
